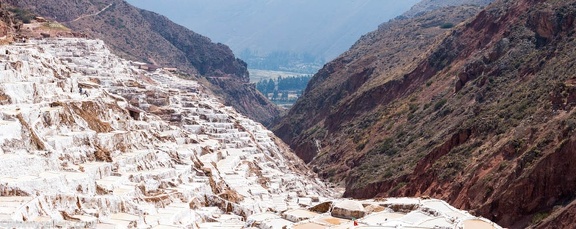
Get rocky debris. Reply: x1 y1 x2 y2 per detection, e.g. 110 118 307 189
331 199 366 219
309 201 332 213
0 6 21 45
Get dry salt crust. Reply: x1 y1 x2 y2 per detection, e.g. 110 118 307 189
0 38 501 228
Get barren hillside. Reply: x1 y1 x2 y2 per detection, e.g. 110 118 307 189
402 0 493 17
273 0 576 228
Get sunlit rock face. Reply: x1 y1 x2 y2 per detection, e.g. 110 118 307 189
0 38 500 228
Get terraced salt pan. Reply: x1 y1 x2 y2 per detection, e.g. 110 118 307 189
0 38 333 227
362 211 406 224
463 219 499 229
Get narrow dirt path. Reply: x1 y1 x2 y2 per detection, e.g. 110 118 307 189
71 3 114 22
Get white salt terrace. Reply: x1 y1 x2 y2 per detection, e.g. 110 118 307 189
0 38 501 228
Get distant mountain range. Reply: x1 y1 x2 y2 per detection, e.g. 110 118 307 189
126 0 421 72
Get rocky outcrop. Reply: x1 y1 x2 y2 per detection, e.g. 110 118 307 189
331 200 366 219
0 6 22 44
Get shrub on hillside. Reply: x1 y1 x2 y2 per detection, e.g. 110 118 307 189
9 8 34 24
440 22 454 29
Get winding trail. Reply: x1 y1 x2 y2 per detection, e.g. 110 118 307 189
71 3 114 22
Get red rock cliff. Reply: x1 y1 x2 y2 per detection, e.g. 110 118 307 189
274 0 576 228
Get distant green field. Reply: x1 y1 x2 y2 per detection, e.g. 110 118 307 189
249 69 312 108
249 69 305 83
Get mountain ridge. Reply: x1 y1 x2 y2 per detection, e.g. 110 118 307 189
6 0 281 126
273 0 576 227
401 0 494 18
126 0 421 71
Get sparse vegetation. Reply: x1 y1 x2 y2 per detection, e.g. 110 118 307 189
433 98 447 111
8 8 35 24
355 138 367 151
368 138 398 156
408 103 419 113
440 22 454 29
40 22 70 31
390 182 407 195
531 212 550 224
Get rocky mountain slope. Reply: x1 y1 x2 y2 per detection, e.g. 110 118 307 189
0 35 501 228
5 0 281 126
273 0 576 228
0 7 20 45
274 5 484 164
401 0 493 18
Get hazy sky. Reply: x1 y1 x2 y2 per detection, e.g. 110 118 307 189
125 0 420 61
